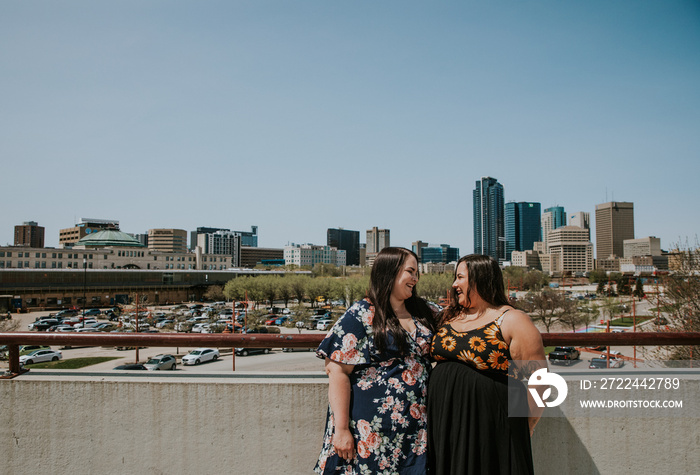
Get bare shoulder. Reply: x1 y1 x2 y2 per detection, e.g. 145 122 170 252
500 307 541 343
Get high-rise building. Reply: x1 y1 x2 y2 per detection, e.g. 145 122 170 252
569 212 590 231
595 201 634 261
59 218 119 247
505 202 541 261
14 221 45 248
327 228 360 266
547 225 594 274
366 227 390 265
148 229 188 253
197 230 241 267
473 177 504 261
541 206 566 246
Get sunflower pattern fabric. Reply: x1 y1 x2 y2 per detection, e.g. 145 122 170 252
430 310 512 374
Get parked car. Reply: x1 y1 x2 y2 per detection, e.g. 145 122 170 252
155 319 174 329
589 355 625 369
29 319 59 331
19 345 51 356
235 347 271 356
113 364 148 370
182 348 219 365
83 308 102 316
274 316 290 325
74 318 98 329
548 347 580 365
143 354 177 371
191 323 210 333
264 315 278 325
19 349 63 365
316 319 334 331
55 309 78 318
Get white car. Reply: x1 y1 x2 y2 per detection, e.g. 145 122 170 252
316 319 334 331
20 349 63 365
181 348 220 365
191 323 210 333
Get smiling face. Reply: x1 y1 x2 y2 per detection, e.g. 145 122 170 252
452 261 471 308
391 255 419 303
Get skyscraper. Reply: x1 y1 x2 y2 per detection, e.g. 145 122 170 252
473 177 505 261
505 202 541 261
569 212 591 239
14 221 45 248
366 227 390 266
541 206 566 246
595 201 634 261
327 228 360 266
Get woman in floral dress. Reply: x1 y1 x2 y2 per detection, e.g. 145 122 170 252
315 247 435 474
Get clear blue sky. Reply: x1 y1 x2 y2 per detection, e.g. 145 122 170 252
2 1 699 254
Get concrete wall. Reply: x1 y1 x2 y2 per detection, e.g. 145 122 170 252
1 375 698 474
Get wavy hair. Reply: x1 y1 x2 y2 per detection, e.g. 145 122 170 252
439 254 510 325
367 247 435 355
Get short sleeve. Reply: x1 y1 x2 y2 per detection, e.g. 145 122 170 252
316 300 374 366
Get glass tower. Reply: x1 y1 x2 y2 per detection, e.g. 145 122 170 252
505 202 541 260
473 177 505 262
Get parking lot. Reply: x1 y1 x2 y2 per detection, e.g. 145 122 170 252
2 308 327 374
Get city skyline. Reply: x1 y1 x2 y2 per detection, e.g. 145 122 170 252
2 1 699 254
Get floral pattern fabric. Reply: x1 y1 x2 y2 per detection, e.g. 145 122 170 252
315 299 433 475
430 310 512 374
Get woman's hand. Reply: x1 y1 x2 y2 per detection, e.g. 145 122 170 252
332 427 356 461
325 358 356 462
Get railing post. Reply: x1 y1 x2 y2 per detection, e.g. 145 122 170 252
232 349 235 372
8 344 20 374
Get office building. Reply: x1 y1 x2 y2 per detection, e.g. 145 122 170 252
541 206 566 246
421 244 460 264
14 221 45 248
595 201 634 261
624 236 661 258
59 218 120 247
569 212 590 233
197 230 241 267
366 227 390 266
148 229 188 253
505 202 541 261
240 247 284 268
473 177 505 261
191 225 257 250
327 228 360 266
547 225 594 274
284 243 346 268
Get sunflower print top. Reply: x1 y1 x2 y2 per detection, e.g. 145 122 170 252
430 309 512 374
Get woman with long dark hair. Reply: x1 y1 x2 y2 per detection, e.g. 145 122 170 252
428 254 545 475
315 247 435 474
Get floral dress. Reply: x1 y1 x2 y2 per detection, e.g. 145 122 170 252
315 299 433 475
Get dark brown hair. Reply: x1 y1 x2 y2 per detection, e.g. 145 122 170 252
367 247 435 355
439 254 510 325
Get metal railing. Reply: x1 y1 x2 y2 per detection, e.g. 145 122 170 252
2 331 699 377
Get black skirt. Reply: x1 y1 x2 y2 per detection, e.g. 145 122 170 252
427 361 534 475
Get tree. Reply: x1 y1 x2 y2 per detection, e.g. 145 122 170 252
588 269 608 284
203 285 225 302
289 275 310 304
520 289 568 332
558 302 597 332
416 273 453 302
633 278 645 301
656 241 700 359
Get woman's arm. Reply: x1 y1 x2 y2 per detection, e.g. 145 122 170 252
325 358 356 460
500 309 547 436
